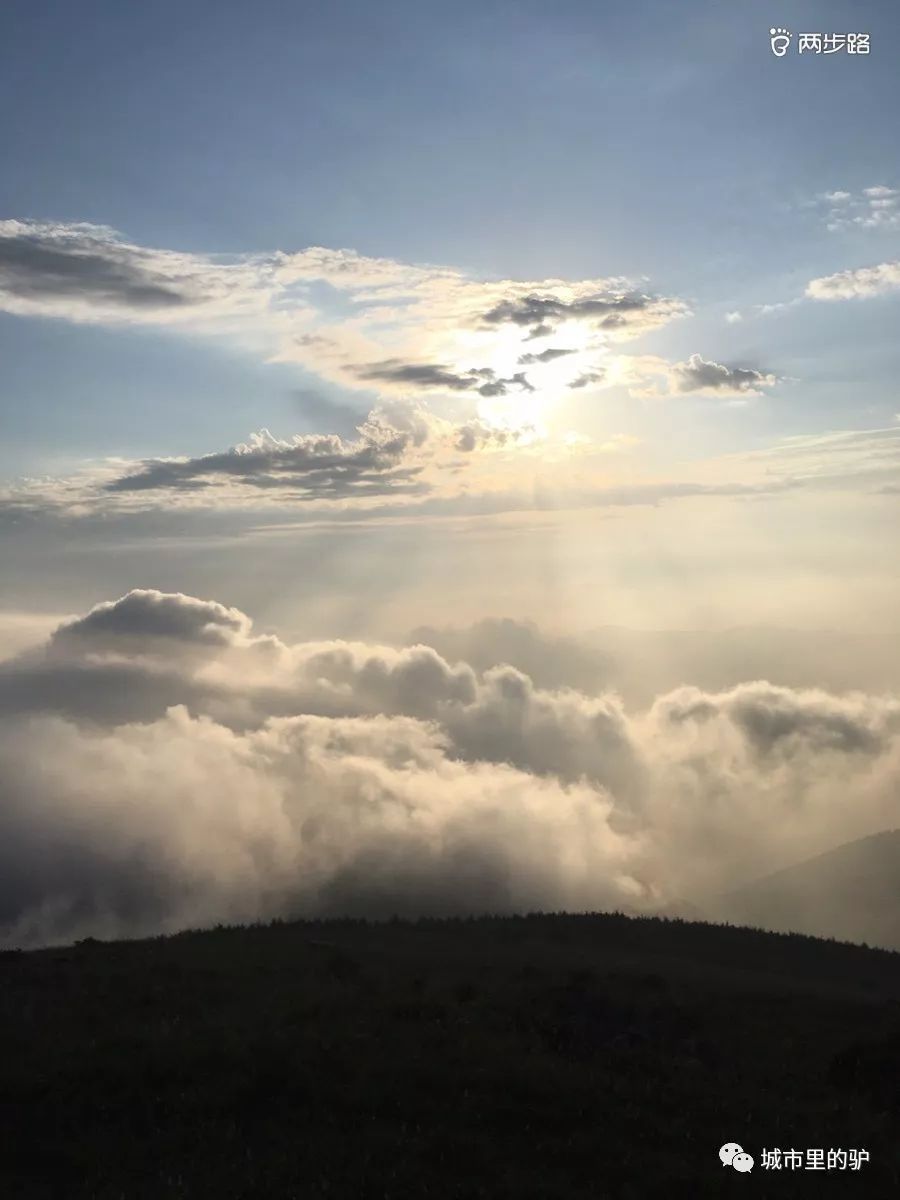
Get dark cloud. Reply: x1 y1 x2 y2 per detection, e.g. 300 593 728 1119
654 682 896 757
352 359 535 398
517 347 576 365
729 688 886 755
474 370 535 397
53 590 251 650
0 225 198 311
104 423 429 501
354 361 479 391
569 370 606 390
672 354 776 395
483 292 664 339
0 657 214 726
452 421 533 453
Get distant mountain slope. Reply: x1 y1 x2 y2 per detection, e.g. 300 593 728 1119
718 830 900 950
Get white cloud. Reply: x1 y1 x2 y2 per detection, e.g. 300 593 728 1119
755 299 803 317
815 185 900 233
1 589 899 947
806 260 900 300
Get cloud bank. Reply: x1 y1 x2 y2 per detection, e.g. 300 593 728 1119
0 219 690 398
0 217 723 441
1 589 898 949
807 260 900 301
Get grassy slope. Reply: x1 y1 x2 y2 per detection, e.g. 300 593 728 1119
2 912 899 1198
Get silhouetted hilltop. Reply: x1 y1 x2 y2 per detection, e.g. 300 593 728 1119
2 910 899 1197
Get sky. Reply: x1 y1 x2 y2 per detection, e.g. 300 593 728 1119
1 1 899 947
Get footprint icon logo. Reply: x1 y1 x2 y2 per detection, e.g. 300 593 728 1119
770 27 792 56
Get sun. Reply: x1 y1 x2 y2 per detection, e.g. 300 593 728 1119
452 318 604 435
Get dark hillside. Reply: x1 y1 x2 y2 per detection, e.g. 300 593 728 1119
2 912 899 1198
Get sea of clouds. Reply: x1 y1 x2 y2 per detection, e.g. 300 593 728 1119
1 589 898 948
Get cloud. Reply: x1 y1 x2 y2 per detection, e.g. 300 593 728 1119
0 448 804 528
453 420 532 453
104 419 430 502
806 260 900 300
0 223 187 309
52 590 252 650
568 370 606 390
0 219 690 423
80 400 550 509
517 347 576 365
755 299 803 317
354 361 484 391
733 425 900 494
629 354 778 399
3 382 827 525
2 589 640 796
725 311 742 324
0 220 273 325
0 707 640 942
0 399 493 519
655 682 891 757
352 360 537 398
412 618 900 711
1 590 899 948
481 291 687 341
816 185 900 233
670 354 777 396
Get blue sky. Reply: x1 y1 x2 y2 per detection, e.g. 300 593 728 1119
1 0 898 636
3 0 900 460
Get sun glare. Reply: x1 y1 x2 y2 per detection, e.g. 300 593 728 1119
455 318 605 435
